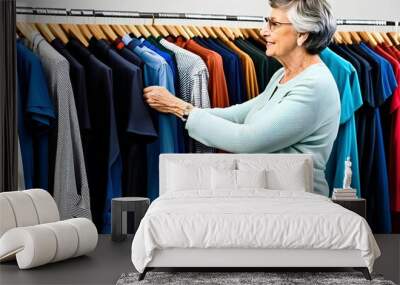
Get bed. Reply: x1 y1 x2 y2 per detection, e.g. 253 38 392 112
131 154 380 280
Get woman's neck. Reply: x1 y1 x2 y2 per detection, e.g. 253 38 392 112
278 49 321 83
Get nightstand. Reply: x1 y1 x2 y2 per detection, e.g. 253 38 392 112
332 198 366 219
111 197 150 242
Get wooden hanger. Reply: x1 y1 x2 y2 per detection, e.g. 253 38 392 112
182 26 195 39
16 22 35 39
358 31 378 48
357 31 370 44
164 25 179 38
371 32 384 45
192 26 205 38
221 27 235 40
78 24 93 41
144 25 160 37
339 31 353 45
349 31 362 44
94 25 107 40
196 26 210 38
186 26 200 37
61 24 89 47
240 28 250 39
388 32 400 46
86 24 106 40
100 25 118 41
72 24 92 44
247 28 262 41
211 27 229 42
120 25 130 35
333 31 343 44
153 25 170 37
380 32 393 46
231 27 244 39
48 23 69 44
35 23 55 43
26 23 38 32
111 25 127 37
125 25 141 38
136 25 151 38
252 28 263 38
83 24 98 40
16 22 27 38
175 26 191 40
205 26 218 39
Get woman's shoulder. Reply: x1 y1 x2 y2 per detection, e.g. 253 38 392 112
269 63 339 99
287 64 340 106
297 63 338 90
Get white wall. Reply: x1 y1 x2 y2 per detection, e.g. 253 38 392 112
16 0 400 28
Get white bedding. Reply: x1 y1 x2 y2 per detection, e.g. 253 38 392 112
131 190 380 273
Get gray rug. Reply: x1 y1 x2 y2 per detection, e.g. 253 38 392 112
116 271 396 285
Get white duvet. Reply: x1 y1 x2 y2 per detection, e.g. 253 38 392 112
131 190 380 273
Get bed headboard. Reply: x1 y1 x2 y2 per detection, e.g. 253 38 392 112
159 154 314 195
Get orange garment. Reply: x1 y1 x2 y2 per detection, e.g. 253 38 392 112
223 40 259 99
175 37 230 108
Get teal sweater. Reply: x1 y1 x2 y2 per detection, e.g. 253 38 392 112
185 63 341 196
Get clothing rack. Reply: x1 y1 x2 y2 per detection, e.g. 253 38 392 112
16 6 400 26
16 7 262 22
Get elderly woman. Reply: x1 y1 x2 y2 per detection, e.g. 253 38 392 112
143 0 340 197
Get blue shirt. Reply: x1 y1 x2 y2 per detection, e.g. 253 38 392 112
89 38 126 233
122 35 179 200
16 40 55 190
354 43 396 233
140 38 178 82
141 37 186 153
67 37 117 231
320 47 362 197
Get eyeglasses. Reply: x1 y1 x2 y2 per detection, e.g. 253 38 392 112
264 17 292 31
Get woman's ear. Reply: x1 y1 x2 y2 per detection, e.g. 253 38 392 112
297 32 309 46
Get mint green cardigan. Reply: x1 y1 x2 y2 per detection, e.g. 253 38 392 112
185 63 341 196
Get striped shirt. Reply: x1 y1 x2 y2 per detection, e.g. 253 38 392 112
30 32 92 220
159 39 214 153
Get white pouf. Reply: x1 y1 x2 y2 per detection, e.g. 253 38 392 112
0 189 97 269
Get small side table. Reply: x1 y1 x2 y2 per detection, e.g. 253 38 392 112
111 197 150 242
332 198 366 219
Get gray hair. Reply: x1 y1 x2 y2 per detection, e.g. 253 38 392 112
269 0 336 54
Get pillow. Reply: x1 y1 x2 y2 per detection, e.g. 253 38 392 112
211 168 236 190
166 160 236 192
167 163 210 191
211 168 268 190
237 159 309 192
266 168 307 192
236 169 268 189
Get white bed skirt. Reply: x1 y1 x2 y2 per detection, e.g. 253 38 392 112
148 248 366 268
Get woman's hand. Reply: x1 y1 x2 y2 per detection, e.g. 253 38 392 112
143 86 192 118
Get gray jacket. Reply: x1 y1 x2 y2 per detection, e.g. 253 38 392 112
30 32 91 220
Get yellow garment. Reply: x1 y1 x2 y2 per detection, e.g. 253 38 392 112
224 40 259 99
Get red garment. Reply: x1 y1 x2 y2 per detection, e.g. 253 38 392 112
388 46 400 61
112 38 125 50
166 36 175 43
174 36 186 48
382 44 400 62
375 45 400 213
175 37 230 108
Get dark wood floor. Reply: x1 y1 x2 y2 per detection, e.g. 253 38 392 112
0 235 399 285
0 235 134 285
